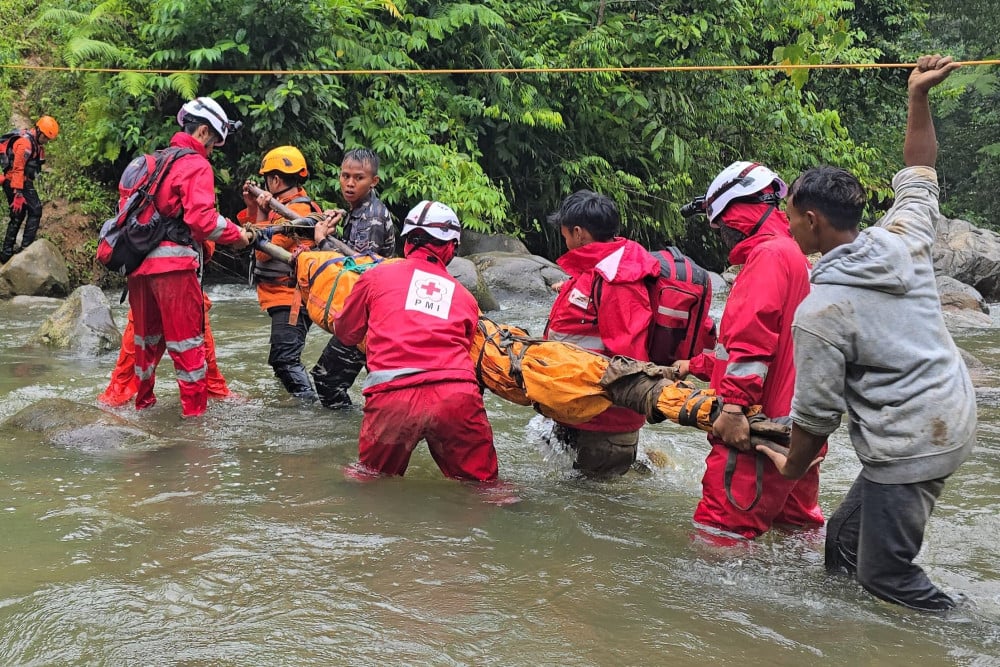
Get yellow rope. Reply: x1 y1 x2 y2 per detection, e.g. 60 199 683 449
0 60 997 76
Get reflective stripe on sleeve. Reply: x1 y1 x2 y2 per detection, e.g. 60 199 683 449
206 214 228 241
725 361 769 380
547 330 608 354
714 342 729 361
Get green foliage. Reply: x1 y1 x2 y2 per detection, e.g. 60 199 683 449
916 0 1000 227
3 0 995 276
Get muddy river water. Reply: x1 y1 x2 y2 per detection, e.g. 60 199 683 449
1 285 999 665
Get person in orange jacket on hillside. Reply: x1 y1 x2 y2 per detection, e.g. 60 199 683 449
99 243 231 406
128 97 253 418
1 115 58 263
238 145 324 400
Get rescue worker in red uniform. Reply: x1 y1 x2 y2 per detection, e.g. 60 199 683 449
128 97 253 418
331 200 499 481
99 243 231 406
676 162 825 539
1 115 58 263
544 190 661 477
238 146 324 400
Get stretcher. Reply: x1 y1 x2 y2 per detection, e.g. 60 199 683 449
254 243 790 446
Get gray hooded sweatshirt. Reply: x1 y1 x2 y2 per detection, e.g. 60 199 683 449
790 166 976 484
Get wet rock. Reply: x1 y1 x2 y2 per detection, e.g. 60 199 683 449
958 348 990 387
0 239 70 298
721 265 741 285
30 285 121 355
933 217 1000 301
2 397 159 451
468 251 567 299
942 308 994 331
707 271 728 294
448 256 500 312
459 230 530 257
937 275 989 314
10 295 65 306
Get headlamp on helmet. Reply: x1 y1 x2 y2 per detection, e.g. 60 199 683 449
704 161 788 227
176 96 242 146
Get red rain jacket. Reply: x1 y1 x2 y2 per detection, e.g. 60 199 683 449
132 132 244 277
335 244 481 394
546 237 660 432
691 204 811 418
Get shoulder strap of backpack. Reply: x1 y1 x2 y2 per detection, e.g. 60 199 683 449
287 195 323 214
143 147 196 196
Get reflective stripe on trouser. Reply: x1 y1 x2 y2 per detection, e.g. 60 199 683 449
100 296 229 406
825 474 955 611
358 381 498 481
693 441 825 539
128 270 208 417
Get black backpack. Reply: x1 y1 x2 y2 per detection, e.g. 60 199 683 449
0 130 39 172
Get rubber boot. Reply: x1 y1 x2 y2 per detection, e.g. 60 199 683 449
275 366 318 401
312 334 365 408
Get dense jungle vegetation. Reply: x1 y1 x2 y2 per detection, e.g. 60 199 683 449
0 0 996 274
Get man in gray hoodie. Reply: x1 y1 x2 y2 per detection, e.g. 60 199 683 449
758 54 975 611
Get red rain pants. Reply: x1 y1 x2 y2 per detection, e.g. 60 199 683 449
99 293 229 407
357 381 498 481
693 442 825 539
127 270 208 417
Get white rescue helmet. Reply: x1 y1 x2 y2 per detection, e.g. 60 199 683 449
176 96 241 146
704 161 788 226
401 200 462 243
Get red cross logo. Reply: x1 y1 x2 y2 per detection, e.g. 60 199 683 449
417 280 444 300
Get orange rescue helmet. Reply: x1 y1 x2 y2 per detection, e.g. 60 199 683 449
35 115 59 140
259 145 309 179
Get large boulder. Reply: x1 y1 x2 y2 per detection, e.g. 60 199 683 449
30 284 121 355
458 230 530 257
933 217 1000 301
937 275 989 314
468 251 567 299
0 238 70 297
707 271 728 294
941 308 994 330
447 256 500 312
2 397 158 451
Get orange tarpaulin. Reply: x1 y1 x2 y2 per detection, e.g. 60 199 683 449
472 317 612 423
294 251 393 332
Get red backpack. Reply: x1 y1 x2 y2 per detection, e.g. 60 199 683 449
96 147 194 275
646 247 715 366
